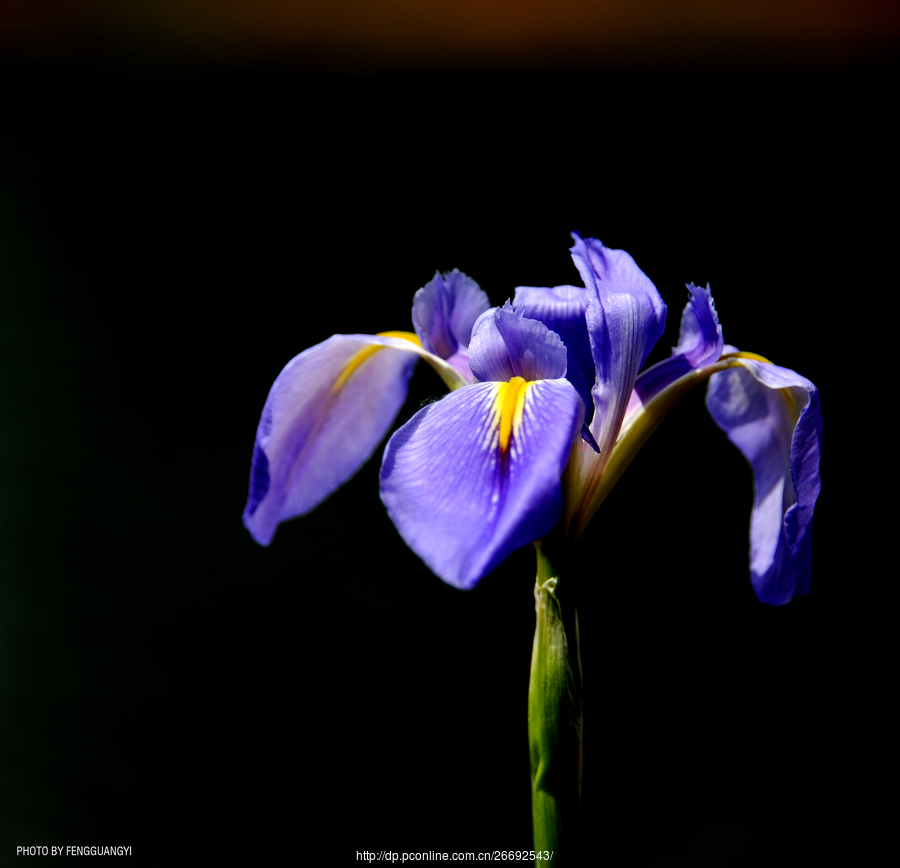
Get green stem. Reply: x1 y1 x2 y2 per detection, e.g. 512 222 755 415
529 540 582 866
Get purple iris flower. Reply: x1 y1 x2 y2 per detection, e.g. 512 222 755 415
243 234 822 605
381 304 584 588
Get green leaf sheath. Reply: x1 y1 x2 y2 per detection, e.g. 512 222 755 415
529 541 583 865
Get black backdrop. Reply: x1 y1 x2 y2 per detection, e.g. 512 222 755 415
2 57 885 864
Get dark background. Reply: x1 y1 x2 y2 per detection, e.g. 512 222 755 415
1 6 890 864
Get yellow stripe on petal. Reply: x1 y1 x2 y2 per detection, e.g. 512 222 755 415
721 350 774 364
495 376 529 453
377 330 422 346
779 386 803 426
722 350 802 425
332 332 422 393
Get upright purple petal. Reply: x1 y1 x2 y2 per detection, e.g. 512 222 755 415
513 284 595 423
468 304 568 384
380 377 584 588
631 283 724 409
706 359 822 605
412 270 491 381
570 234 667 455
243 334 419 546
675 283 724 367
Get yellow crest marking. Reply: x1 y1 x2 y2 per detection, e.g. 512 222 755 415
332 331 422 393
495 376 528 453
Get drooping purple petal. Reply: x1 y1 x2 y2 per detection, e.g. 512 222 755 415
513 284 595 424
630 282 724 410
380 378 584 589
468 303 568 384
243 334 419 546
706 359 822 605
570 234 667 455
411 269 491 375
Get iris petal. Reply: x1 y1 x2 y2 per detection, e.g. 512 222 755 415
243 334 420 546
412 269 491 371
380 378 584 589
629 282 724 415
675 283 725 368
513 284 595 424
468 304 568 383
706 359 822 604
571 234 667 456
